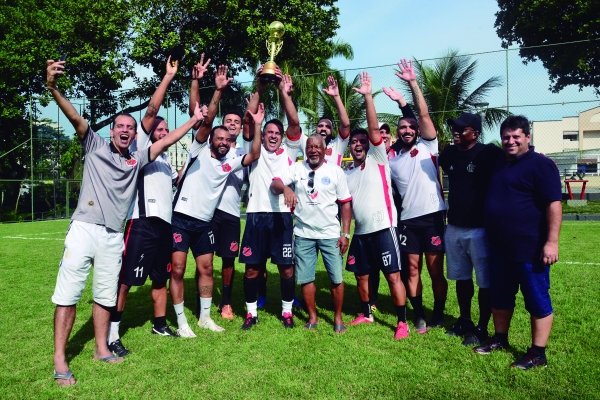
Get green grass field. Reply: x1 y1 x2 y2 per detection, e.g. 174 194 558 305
1 220 599 399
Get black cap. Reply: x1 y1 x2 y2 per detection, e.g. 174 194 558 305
447 113 482 132
379 122 390 133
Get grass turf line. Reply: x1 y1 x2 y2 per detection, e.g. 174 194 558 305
0 220 599 399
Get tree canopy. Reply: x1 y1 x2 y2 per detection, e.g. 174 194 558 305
495 0 600 94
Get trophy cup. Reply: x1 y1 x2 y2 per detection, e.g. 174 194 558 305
259 21 286 83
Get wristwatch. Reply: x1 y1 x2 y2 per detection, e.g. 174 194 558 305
341 233 351 239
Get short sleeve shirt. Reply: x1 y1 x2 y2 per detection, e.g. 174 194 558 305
71 126 151 232
215 145 246 218
345 138 397 234
277 161 352 239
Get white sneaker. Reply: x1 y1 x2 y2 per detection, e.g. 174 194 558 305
198 317 225 332
177 326 197 338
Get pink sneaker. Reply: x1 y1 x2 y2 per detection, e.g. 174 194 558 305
350 314 374 325
394 321 410 339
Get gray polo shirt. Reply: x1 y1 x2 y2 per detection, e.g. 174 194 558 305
71 126 151 232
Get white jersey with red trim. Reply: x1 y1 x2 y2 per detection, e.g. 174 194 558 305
389 137 446 221
244 138 297 213
290 131 349 167
127 124 177 223
173 139 245 222
215 145 245 218
276 161 352 239
345 139 397 234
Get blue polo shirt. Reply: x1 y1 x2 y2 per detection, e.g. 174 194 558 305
484 147 561 263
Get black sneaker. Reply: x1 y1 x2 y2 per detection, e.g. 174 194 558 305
473 336 509 354
511 348 547 370
462 326 489 346
428 314 445 329
108 339 130 357
241 313 258 330
281 312 295 329
152 325 178 337
446 317 475 337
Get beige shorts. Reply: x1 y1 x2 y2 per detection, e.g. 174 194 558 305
52 220 124 307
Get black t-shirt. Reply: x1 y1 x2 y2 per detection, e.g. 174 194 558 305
438 143 503 227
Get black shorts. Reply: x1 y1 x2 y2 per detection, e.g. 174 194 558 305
346 227 402 275
239 212 294 265
171 212 217 258
211 209 241 258
398 211 445 254
121 217 172 286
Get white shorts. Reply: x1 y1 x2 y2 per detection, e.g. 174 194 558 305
444 225 490 288
52 220 124 307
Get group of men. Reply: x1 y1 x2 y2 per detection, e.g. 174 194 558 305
47 54 561 386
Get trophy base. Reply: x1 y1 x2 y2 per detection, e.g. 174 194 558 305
259 62 281 84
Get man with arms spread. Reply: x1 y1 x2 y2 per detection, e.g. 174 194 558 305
46 58 204 385
344 72 409 339
270 133 352 333
474 115 561 370
238 68 302 330
388 59 448 334
438 112 504 346
170 66 263 336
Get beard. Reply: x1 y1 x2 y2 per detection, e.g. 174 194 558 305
401 136 417 149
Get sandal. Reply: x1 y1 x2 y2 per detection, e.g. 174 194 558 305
54 369 76 386
334 324 347 334
304 322 318 330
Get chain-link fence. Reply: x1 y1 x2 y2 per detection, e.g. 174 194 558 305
3 41 600 222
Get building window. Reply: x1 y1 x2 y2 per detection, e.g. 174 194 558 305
563 131 579 141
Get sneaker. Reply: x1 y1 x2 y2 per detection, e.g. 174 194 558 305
414 317 429 334
473 336 509 354
177 326 197 338
198 318 225 332
511 348 548 370
151 325 178 337
108 339 130 357
257 296 267 309
394 321 410 339
446 317 475 337
350 314 374 325
219 304 234 320
241 313 258 330
281 312 295 328
462 327 489 346
429 314 445 329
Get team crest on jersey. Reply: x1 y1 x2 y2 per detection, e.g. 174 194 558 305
167 263 172 272
467 162 476 173
222 163 232 172
410 148 419 157
325 148 333 156
173 233 182 243
275 148 284 155
125 158 137 166
230 241 239 252
321 176 331 185
431 236 442 246
348 255 355 265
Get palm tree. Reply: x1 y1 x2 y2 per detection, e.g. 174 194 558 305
399 49 508 148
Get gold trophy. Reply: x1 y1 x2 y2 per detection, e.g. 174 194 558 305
259 21 286 83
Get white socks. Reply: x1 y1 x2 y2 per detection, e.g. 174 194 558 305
200 297 212 321
174 302 189 329
282 300 293 315
246 301 258 317
108 321 120 343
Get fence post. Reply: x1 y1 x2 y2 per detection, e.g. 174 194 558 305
505 49 510 114
29 95 34 221
66 180 69 217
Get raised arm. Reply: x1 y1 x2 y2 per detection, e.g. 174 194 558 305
242 103 265 166
46 60 88 138
243 65 271 140
142 57 178 133
396 59 436 140
382 86 416 120
542 200 562 265
188 54 211 127
323 76 350 139
352 71 380 144
195 64 232 143
150 102 206 161
278 72 301 139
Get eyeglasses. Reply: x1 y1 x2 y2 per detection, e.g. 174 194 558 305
451 126 479 135
306 171 317 197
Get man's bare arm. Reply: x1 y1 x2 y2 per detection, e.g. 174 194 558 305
396 59 436 140
142 56 178 133
352 71 380 144
188 54 211 131
541 200 562 265
46 60 88 138
195 65 232 143
150 102 205 161
278 72 301 139
323 76 350 138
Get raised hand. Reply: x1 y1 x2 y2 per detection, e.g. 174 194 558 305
322 75 340 97
278 73 293 96
200 105 208 119
351 71 372 96
166 56 178 77
46 59 66 88
382 86 406 102
192 53 211 80
192 102 203 121
248 102 265 125
214 65 233 90
395 59 416 82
